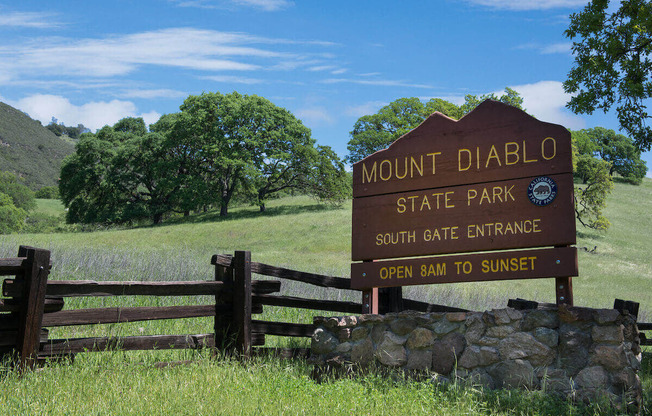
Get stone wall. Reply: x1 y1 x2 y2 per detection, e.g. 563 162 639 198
312 305 642 407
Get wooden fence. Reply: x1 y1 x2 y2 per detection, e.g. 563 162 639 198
0 246 467 368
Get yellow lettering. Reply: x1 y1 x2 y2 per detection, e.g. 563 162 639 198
380 160 392 181
485 145 502 168
362 161 377 183
481 260 489 273
533 219 541 232
445 191 455 208
458 148 472 171
523 140 537 163
420 195 431 211
467 189 477 206
492 186 503 203
397 197 406 213
427 152 441 174
510 258 519 271
432 192 444 209
504 222 514 234
541 137 556 160
396 157 408 179
505 185 515 202
407 231 416 243
505 142 519 165
480 188 491 205
476 147 480 169
380 267 389 279
411 156 423 178
408 195 418 212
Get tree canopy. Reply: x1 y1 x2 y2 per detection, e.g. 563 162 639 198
564 0 652 151
573 127 647 183
0 171 36 212
59 93 348 224
0 171 33 234
346 89 524 164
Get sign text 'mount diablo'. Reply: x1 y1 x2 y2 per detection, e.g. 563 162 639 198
352 101 573 198
350 100 578 291
352 173 575 261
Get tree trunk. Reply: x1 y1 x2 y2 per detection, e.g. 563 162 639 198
153 213 163 224
184 211 190 217
259 203 266 212
220 203 228 217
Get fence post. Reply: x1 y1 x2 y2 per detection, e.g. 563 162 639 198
214 256 234 352
233 251 252 357
15 246 50 369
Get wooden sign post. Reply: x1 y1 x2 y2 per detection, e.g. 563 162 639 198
351 100 577 311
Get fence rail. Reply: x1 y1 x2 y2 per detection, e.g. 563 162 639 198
4 245 644 368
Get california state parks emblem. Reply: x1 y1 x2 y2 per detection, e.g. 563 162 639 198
527 176 557 206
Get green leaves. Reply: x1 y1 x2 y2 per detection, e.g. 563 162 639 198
59 93 349 223
0 192 27 234
565 0 652 151
346 90 525 164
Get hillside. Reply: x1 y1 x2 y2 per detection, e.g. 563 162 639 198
0 101 75 190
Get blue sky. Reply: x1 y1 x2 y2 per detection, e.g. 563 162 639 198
1 0 650 174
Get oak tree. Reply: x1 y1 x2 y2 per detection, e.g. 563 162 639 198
564 0 652 151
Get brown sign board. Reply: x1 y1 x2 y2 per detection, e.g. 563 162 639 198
352 173 575 261
351 100 578 292
352 101 573 198
350 247 577 290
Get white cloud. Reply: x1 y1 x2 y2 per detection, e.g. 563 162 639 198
170 0 292 11
0 11 61 28
344 101 387 118
295 107 333 125
203 75 264 84
321 78 434 89
517 42 572 55
0 28 337 81
232 0 293 11
120 89 187 99
465 0 587 10
140 111 163 126
541 42 572 54
308 65 337 72
508 81 584 129
9 94 159 130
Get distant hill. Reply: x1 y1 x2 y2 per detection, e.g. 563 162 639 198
0 101 75 190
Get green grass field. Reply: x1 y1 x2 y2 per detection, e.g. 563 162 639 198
0 179 650 415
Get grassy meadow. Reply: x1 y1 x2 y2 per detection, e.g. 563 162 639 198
0 179 650 415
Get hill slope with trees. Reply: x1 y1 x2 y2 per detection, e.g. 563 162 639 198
0 101 75 190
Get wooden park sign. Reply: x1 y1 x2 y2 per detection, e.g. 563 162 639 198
351 100 578 311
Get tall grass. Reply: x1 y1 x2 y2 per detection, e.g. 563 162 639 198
0 182 650 414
